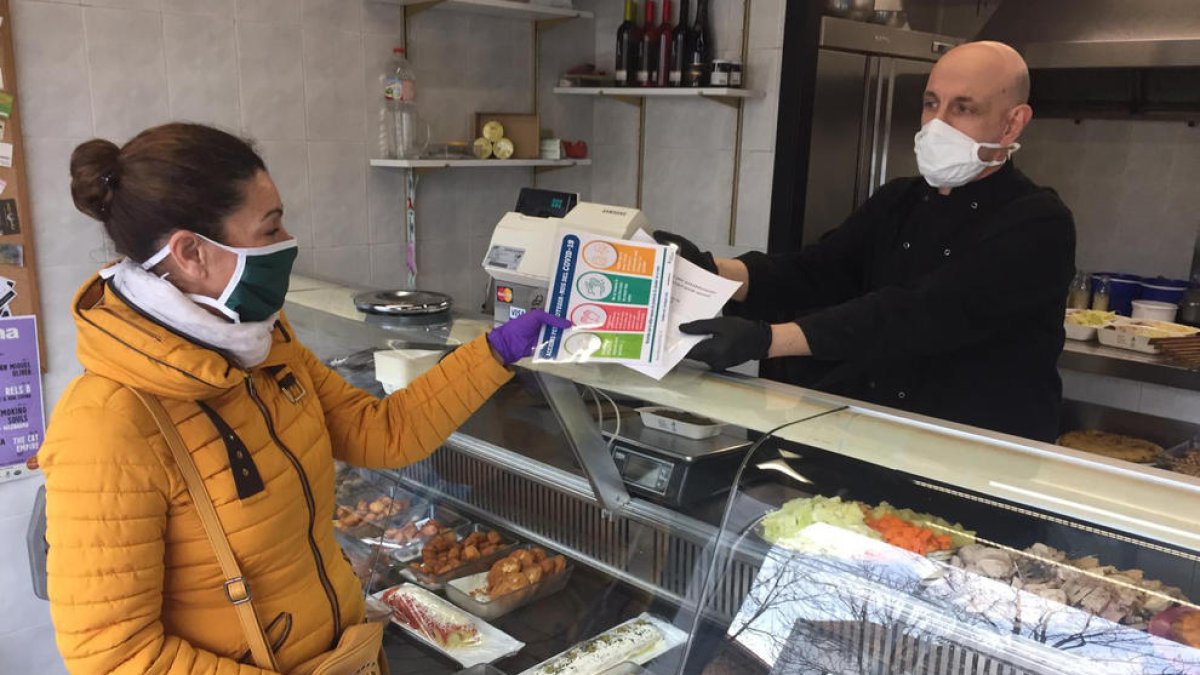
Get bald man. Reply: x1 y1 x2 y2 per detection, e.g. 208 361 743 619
655 41 1075 442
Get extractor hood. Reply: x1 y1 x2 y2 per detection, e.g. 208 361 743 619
979 0 1200 69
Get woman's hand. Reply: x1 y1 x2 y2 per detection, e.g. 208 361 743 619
486 309 572 366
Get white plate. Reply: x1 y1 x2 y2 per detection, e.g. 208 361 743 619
520 613 688 675
373 584 524 668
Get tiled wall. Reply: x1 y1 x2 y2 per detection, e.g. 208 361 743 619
15 0 416 410
588 0 785 259
5 0 397 670
1018 118 1200 281
1061 370 1200 425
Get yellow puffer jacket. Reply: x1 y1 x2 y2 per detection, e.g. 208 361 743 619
40 275 513 674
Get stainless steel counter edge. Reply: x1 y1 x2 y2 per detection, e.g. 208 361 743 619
1060 339 1200 392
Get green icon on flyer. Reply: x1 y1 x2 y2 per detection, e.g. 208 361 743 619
576 272 652 305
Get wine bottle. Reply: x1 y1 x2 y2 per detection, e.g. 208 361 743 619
638 1 659 87
685 0 711 87
655 0 673 86
615 0 641 87
669 0 689 86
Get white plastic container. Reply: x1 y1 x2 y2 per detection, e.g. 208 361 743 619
1063 309 1097 341
1131 300 1179 322
636 407 724 439
375 349 443 393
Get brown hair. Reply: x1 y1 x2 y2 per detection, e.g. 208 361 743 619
70 123 267 263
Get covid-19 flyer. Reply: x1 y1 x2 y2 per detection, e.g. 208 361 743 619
536 231 674 365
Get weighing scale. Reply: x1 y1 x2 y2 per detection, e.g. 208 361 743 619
601 416 753 507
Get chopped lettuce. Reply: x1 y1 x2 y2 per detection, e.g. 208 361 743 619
759 496 880 546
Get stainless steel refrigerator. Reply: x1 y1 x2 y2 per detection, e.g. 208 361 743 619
772 16 963 248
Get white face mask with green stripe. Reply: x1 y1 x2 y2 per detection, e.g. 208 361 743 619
141 235 298 324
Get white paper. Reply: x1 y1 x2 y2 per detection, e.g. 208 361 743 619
0 142 12 168
536 230 675 365
625 230 742 380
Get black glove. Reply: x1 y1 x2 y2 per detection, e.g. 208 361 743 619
653 230 717 274
679 317 772 371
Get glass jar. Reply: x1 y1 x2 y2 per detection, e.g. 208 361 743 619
710 60 731 87
729 58 743 87
1067 270 1090 310
1092 275 1112 312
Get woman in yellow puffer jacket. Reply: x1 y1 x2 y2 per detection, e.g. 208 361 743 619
39 123 568 674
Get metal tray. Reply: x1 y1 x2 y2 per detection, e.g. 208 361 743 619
399 524 518 591
444 546 573 621
336 497 428 541
365 502 470 560
1156 437 1200 478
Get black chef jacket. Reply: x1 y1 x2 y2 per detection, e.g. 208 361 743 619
733 162 1075 442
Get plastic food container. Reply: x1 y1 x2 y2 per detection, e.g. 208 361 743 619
367 502 469 560
444 551 573 621
637 406 724 439
1131 300 1179 322
334 483 426 540
1139 277 1190 306
1064 309 1098 341
1097 319 1200 354
399 524 518 590
335 530 395 590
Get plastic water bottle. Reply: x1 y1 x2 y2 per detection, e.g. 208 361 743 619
378 48 416 159
389 48 416 103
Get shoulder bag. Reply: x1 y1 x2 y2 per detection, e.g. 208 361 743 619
129 387 388 675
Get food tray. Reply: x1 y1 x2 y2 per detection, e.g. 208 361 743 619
519 613 688 675
1097 319 1200 354
334 481 426 540
636 406 724 439
373 584 524 668
399 525 518 591
365 502 470 560
1157 437 1200 478
444 547 574 621
335 530 395 591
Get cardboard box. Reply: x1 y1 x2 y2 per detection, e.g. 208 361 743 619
474 113 539 160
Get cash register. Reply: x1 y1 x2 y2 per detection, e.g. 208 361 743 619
482 188 648 324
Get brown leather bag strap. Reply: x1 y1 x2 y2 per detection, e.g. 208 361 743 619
129 388 280 672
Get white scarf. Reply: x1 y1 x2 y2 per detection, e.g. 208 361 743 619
101 259 277 368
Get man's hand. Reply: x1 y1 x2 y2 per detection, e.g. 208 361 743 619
679 317 772 371
653 230 717 274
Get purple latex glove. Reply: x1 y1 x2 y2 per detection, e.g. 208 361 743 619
487 309 572 365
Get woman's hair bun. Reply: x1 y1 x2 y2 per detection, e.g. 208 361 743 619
70 139 122 222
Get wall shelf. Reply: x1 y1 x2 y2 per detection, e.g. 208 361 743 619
370 158 591 169
554 86 761 105
379 0 592 22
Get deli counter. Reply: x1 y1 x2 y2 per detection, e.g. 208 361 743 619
285 286 1200 675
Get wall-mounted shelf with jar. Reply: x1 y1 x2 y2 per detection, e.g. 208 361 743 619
370 158 591 169
377 0 592 23
554 86 761 108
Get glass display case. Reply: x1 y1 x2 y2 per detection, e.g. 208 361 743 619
285 298 1200 675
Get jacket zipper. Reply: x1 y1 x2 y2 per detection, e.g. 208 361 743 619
245 376 342 649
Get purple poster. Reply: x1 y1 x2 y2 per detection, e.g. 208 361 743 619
0 316 44 477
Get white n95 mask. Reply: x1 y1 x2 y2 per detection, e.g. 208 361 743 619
914 118 1020 189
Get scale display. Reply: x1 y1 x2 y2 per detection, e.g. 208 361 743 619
612 446 673 495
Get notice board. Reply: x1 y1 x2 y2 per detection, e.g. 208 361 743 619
0 0 44 371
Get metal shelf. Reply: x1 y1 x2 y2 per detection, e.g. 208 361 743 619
554 86 761 101
377 0 592 21
369 158 591 169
